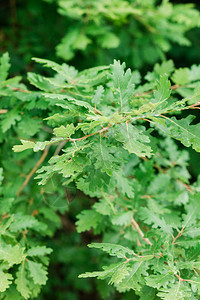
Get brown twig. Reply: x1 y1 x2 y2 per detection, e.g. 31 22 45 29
174 272 191 283
53 140 67 156
176 179 193 193
131 217 152 246
172 227 185 245
188 101 200 109
7 86 30 93
17 145 50 196
70 125 111 142
42 124 53 134
134 84 181 97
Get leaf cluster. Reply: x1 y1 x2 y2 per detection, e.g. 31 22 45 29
1 52 199 298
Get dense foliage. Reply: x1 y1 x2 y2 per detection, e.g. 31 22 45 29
1 1 200 299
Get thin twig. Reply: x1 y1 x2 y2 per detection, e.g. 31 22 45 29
53 140 67 156
70 125 110 142
131 217 152 246
172 227 185 245
176 179 193 193
174 272 192 283
42 124 53 134
134 84 181 97
17 145 50 196
7 86 30 93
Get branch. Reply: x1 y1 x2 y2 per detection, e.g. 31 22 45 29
131 217 152 246
17 145 50 196
53 140 67 156
188 101 200 109
7 85 30 93
172 227 184 245
42 124 53 134
134 84 181 97
70 125 111 142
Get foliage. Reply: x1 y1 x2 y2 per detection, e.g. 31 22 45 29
0 1 200 299
53 0 200 69
0 49 200 298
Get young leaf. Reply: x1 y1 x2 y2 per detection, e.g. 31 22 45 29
0 271 13 292
12 140 35 152
88 243 135 259
0 245 24 266
110 60 135 111
15 264 31 299
27 246 53 257
153 115 200 152
157 283 192 300
153 74 171 103
28 261 48 285
53 124 75 138
146 273 174 289
79 262 130 286
114 123 152 157
76 210 102 233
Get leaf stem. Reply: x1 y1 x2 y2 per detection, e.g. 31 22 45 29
172 227 185 244
17 145 50 196
131 217 152 246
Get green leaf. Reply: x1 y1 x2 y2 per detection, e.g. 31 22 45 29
146 273 174 289
98 32 120 49
114 123 152 157
91 85 104 105
15 264 31 299
27 261 48 285
154 60 175 76
153 74 171 103
113 171 134 198
139 207 172 234
27 73 56 91
110 60 135 111
88 243 135 259
73 33 91 50
0 271 13 292
118 261 149 291
32 57 78 83
153 115 200 152
111 211 132 226
53 124 75 138
12 140 35 152
76 210 102 233
17 116 41 137
93 198 113 216
79 262 130 286
1 110 21 133
0 244 24 266
93 142 117 175
56 28 79 60
172 68 190 85
9 214 39 232
157 283 192 300
0 52 11 84
27 246 53 257
189 64 200 82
